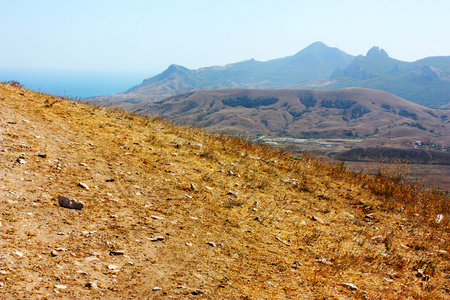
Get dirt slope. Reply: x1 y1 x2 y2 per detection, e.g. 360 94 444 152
0 83 449 299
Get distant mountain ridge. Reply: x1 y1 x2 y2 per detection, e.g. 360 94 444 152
125 88 450 149
89 42 450 108
123 42 354 98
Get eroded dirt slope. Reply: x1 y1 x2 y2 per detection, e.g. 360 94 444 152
0 83 449 299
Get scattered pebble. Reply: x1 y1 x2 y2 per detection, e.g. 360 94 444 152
109 250 125 256
206 241 216 247
107 264 119 270
54 284 67 289
78 182 90 190
12 250 24 257
151 215 165 220
152 286 162 291
339 283 358 290
37 152 47 158
267 281 276 287
310 215 326 224
150 236 165 242
58 195 84 210
85 282 98 289
17 158 26 164
51 250 58 257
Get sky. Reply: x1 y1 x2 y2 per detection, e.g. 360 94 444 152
1 0 449 97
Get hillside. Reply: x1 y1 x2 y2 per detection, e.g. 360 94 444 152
120 88 450 150
1 82 450 299
88 43 450 109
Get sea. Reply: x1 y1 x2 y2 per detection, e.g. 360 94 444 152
0 69 155 98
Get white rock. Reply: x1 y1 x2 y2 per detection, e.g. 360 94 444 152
107 264 119 270
78 182 90 190
310 215 326 224
339 283 358 290
206 241 216 247
152 286 162 291
151 215 165 220
54 284 67 289
150 236 165 242
12 250 24 257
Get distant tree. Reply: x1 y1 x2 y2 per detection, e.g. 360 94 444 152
222 96 279 108
399 109 418 120
351 105 370 119
299 97 317 108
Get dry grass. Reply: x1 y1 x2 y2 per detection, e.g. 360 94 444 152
0 82 449 299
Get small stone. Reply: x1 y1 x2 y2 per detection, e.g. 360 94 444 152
339 283 358 290
79 163 88 167
254 216 262 222
17 158 26 164
267 281 276 287
51 250 58 257
310 216 326 224
227 190 238 198
58 195 84 210
85 282 97 289
55 284 67 289
150 215 165 220
186 242 193 247
37 152 47 158
12 250 24 257
78 182 90 190
107 264 119 270
190 183 198 191
292 261 301 269
109 250 125 256
437 250 448 255
383 277 394 283
206 241 216 247
85 256 100 262
150 236 165 242
177 285 186 289
152 286 162 291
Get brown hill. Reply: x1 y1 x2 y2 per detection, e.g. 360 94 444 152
1 82 449 299
120 88 450 149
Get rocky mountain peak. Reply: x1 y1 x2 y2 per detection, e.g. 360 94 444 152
366 46 389 58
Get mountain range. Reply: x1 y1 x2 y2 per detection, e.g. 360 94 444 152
90 42 450 109
126 88 449 150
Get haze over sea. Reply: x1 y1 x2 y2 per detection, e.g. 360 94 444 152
0 69 154 98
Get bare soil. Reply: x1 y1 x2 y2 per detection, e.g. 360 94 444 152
1 83 449 299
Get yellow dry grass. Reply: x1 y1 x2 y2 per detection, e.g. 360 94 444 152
0 82 449 299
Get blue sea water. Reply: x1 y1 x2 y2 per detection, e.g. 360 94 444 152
0 69 155 98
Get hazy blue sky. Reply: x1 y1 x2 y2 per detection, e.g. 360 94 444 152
1 1 449 97
2 0 449 72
